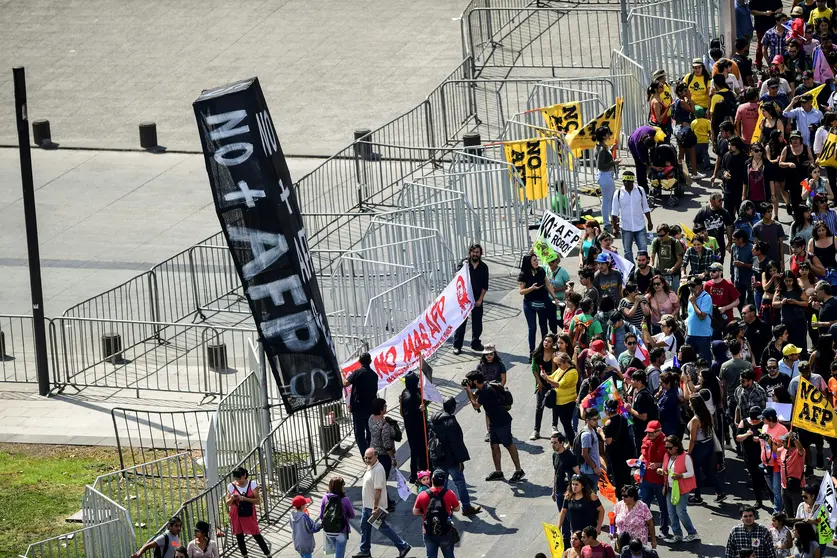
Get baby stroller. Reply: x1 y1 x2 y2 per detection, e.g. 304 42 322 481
648 143 687 208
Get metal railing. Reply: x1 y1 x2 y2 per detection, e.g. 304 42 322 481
0 314 55 386
215 372 266 474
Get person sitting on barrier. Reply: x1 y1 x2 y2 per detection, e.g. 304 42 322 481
131 516 182 558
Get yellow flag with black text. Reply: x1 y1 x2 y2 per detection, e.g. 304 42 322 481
566 98 623 153
792 375 837 437
819 130 837 169
540 102 582 135
504 139 549 200
542 522 565 558
809 83 827 110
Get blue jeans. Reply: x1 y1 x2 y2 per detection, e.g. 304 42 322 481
695 143 711 170
691 440 723 498
572 407 580 433
523 300 549 354
666 491 697 537
583 472 599 493
685 335 712 362
325 532 348 558
621 228 648 264
639 481 670 535
443 465 472 508
598 170 616 225
360 507 409 553
424 532 456 558
765 469 783 514
299 554 312 558
661 272 680 296
353 411 371 455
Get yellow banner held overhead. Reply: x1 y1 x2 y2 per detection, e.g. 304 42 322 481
542 522 565 558
566 98 623 153
820 130 837 169
810 83 827 110
504 139 549 201
540 102 582 135
792 375 837 437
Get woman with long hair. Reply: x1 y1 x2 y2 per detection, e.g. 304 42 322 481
399 372 428 483
809 220 837 271
556 333 573 356
780 131 815 216
659 435 700 543
539 351 578 439
766 127 788 219
318 476 355 558
678 344 698 384
673 82 699 177
745 143 769 204
772 270 809 356
186 521 219 558
793 521 820 558
531 334 558 440
648 81 671 141
595 127 620 231
643 314 682 363
646 275 680 333
557 474 605 535
762 260 784 325
562 530 584 558
619 282 650 329
579 220 602 268
563 292 583 335
519 252 557 354
792 204 815 244
687 396 726 504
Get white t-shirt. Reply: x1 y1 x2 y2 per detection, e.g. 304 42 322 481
228 479 258 496
361 461 388 509
759 77 792 97
654 332 678 362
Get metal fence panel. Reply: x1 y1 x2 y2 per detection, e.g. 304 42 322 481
111 408 215 470
0 314 49 385
23 518 133 558
216 373 266 473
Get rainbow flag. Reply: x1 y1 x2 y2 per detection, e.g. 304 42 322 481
581 377 632 424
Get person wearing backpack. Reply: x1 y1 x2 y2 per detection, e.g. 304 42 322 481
368 397 398 511
413 469 461 558
464 371 525 483
318 476 355 558
131 516 183 558
226 467 272 558
429 396 483 516
569 297 603 356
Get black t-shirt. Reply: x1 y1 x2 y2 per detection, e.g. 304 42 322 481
553 449 579 494
733 53 754 85
820 297 837 324
750 0 783 30
694 206 734 247
518 267 551 304
477 384 512 426
563 496 603 533
744 318 771 361
759 372 792 403
721 151 748 191
738 421 764 464
760 342 785 371
466 260 490 298
629 266 658 295
603 414 634 459
632 388 659 435
347 366 379 415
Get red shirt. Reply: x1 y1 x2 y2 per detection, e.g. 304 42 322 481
581 543 617 558
735 102 760 144
704 279 740 321
641 435 667 485
414 487 460 517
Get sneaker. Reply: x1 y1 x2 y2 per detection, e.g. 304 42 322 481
397 545 412 558
510 470 526 482
462 505 482 516
484 432 490 443
452 347 462 355
529 430 540 441
714 493 727 503
683 533 701 542
663 535 682 543
471 341 484 352
688 495 703 504
691 172 706 180
352 553 372 558
485 471 505 481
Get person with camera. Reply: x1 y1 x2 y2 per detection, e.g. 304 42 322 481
735 406 772 508
771 431 807 517
464 370 525 482
758 407 788 515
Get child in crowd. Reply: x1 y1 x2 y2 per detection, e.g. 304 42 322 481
692 106 713 172
290 495 321 558
417 470 432 494
769 512 792 558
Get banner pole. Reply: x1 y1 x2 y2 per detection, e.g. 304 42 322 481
419 354 431 470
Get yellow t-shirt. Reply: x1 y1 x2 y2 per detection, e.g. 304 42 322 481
692 118 711 144
809 7 833 25
661 82 673 108
682 72 710 110
709 89 731 115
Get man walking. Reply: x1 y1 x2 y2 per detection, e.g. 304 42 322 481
356 448 411 558
344 353 380 455
579 409 604 492
638 421 670 539
429 397 482 516
694 193 734 263
452 244 488 354
611 170 653 263
724 505 777 558
551 432 579 545
626 371 659 454
742 304 771 361
413 470 460 558
464 371 525 482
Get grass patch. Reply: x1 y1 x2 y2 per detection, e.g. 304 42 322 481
0 443 121 557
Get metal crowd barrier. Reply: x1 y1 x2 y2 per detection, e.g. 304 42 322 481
215 372 266 474
626 10 707 82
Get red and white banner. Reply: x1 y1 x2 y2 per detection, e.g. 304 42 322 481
341 265 475 395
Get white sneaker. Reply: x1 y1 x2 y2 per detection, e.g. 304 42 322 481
691 172 706 180
529 430 540 440
683 533 700 542
663 535 682 543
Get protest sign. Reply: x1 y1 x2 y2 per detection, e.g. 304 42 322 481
533 234 560 264
816 472 837 538
819 131 837 169
504 139 549 200
566 98 623 152
603 249 634 286
542 522 565 558
540 102 582 134
767 402 793 422
599 474 617 503
537 210 582 258
792 375 837 437
341 266 474 399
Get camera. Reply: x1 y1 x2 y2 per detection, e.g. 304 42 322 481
460 378 474 389
758 432 772 441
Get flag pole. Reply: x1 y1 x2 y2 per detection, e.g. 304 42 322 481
419 354 431 470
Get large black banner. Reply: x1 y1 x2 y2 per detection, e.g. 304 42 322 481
193 78 341 413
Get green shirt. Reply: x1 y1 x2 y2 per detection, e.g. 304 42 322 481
568 313 603 343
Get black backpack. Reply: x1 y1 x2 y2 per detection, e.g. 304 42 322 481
572 429 586 460
423 488 451 536
428 423 447 465
153 534 169 558
385 416 403 442
489 382 513 410
320 494 346 533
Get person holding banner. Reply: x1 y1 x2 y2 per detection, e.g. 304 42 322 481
452 244 488 355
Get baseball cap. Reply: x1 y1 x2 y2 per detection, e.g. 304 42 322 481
595 253 611 264
482 343 496 355
652 69 666 79
645 420 662 433
591 340 606 352
791 5 804 15
432 469 447 485
691 57 703 66
767 78 780 88
709 262 723 272
417 470 431 480
803 70 815 79
772 54 785 65
687 276 704 287
759 408 778 420
291 495 311 508
782 344 802 356
749 407 762 420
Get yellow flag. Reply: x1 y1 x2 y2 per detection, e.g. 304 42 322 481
820 130 837 169
540 102 582 135
751 110 765 144
566 98 623 153
809 83 827 110
504 139 549 201
792 375 837 437
542 522 565 558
